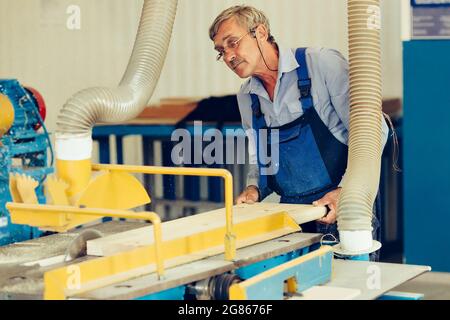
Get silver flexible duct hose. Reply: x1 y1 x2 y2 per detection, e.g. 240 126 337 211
56 0 178 136
337 0 383 245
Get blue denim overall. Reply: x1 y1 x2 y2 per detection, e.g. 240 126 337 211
250 48 380 259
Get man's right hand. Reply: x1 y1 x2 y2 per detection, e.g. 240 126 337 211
236 185 259 204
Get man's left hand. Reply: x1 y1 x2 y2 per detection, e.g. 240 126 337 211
313 188 342 225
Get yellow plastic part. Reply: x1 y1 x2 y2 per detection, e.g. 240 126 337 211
46 176 70 206
15 174 39 204
56 159 92 197
286 277 298 294
54 161 151 229
8 173 40 204
9 174 24 203
7 202 77 232
0 93 14 138
76 170 151 209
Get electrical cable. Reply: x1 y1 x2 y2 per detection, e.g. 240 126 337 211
252 28 278 72
27 91 54 185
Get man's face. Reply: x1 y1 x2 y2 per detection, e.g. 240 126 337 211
213 18 260 78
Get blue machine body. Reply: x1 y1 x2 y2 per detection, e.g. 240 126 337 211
0 79 53 245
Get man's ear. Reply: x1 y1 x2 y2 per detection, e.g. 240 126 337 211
254 24 269 41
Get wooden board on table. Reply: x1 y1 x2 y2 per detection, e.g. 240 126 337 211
87 203 326 257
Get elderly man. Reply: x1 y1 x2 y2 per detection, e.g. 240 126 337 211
209 5 388 258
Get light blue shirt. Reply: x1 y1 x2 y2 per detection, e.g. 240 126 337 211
236 46 389 189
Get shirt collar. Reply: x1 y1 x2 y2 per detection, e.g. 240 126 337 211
245 46 299 95
278 46 299 74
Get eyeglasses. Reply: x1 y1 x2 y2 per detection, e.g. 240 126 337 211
215 32 251 62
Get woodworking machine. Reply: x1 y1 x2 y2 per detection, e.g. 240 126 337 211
0 164 431 300
0 79 53 245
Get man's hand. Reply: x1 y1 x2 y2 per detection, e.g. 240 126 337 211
313 188 342 225
236 185 259 204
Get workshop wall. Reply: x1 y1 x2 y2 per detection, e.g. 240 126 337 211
0 0 402 165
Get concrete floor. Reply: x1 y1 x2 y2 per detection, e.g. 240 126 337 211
392 272 450 300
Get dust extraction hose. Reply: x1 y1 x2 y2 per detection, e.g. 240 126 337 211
54 0 178 195
337 0 383 253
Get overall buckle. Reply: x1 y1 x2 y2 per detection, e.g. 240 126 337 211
252 105 263 119
298 79 312 98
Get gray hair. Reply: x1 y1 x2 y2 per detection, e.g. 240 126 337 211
209 5 276 44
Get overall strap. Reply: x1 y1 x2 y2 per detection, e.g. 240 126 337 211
295 48 314 112
249 93 269 198
250 93 267 129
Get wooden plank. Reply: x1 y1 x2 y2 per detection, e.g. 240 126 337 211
87 203 326 257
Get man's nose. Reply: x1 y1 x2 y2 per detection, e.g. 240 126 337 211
224 50 236 64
